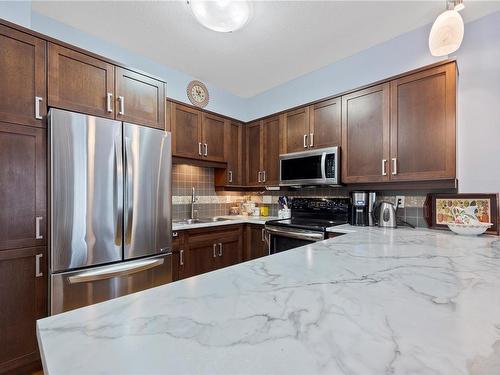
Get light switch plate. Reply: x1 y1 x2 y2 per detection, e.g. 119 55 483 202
396 196 405 208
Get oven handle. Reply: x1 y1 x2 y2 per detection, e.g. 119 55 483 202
265 226 325 242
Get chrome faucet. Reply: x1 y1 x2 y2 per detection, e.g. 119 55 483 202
190 187 198 219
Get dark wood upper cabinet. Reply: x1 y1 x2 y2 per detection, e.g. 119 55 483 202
115 67 165 129
0 246 47 373
246 121 263 186
310 97 342 149
171 102 202 159
282 107 309 153
0 123 46 251
0 24 46 127
341 83 390 183
225 121 243 185
390 62 456 181
263 116 281 185
201 113 225 162
48 43 115 119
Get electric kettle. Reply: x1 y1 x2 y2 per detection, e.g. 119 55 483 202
376 201 397 228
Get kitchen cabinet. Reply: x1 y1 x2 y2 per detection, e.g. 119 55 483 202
0 24 46 127
341 83 390 183
0 246 47 373
115 67 166 129
215 120 244 187
170 101 226 162
244 224 268 261
282 98 341 153
262 116 281 185
48 43 115 119
246 117 280 186
309 97 342 150
201 113 226 162
282 107 309 153
173 226 243 280
246 121 263 186
0 123 46 251
389 63 456 181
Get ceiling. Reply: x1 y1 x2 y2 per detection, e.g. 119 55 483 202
31 1 500 98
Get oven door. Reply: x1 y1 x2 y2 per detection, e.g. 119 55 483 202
266 225 325 254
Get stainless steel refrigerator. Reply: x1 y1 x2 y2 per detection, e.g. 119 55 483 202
49 108 172 315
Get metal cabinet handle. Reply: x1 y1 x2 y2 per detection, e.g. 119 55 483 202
35 254 43 277
382 159 387 176
392 158 397 175
218 243 223 257
106 93 113 113
173 232 178 238
213 243 217 258
261 228 265 242
204 143 208 157
303 134 308 148
35 96 43 120
258 171 262 183
228 170 233 183
198 142 202 156
35 216 43 239
118 96 125 115
310 133 314 147
262 170 266 183
179 249 184 266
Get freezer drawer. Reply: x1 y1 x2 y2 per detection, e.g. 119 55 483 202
50 253 172 315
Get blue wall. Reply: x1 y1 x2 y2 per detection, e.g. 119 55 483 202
0 1 31 27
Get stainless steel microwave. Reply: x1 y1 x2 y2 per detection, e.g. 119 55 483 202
279 146 340 186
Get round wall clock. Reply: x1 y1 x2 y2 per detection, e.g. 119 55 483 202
187 80 209 108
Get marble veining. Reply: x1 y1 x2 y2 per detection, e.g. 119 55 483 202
37 225 500 374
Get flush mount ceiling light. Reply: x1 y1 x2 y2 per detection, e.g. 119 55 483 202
187 0 252 33
429 0 465 56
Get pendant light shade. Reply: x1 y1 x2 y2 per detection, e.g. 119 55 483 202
429 9 464 56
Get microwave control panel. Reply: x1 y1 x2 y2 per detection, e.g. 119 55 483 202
325 154 336 179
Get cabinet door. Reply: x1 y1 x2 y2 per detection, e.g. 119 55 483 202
115 67 165 129
263 116 281 185
201 113 225 162
185 242 218 278
283 107 309 153
216 232 242 269
171 103 202 159
390 63 456 181
245 225 267 261
341 83 390 183
225 121 243 185
171 231 185 281
0 25 46 127
310 97 341 149
48 43 115 119
246 121 263 186
0 247 47 373
0 123 46 251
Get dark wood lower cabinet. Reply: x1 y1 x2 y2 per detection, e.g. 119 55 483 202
244 224 267 261
0 246 47 373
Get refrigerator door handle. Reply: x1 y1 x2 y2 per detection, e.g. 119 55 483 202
114 135 124 245
124 137 134 243
68 257 165 284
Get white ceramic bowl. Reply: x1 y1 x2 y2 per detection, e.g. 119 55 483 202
447 222 493 236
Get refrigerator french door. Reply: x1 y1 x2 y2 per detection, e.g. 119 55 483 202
49 109 172 315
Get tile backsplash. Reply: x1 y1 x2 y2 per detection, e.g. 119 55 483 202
172 164 429 226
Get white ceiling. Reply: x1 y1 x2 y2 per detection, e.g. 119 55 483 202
32 1 500 98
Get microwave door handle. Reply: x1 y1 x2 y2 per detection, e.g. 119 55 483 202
321 153 327 181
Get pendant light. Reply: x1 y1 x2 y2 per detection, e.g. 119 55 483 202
429 0 465 57
187 0 252 33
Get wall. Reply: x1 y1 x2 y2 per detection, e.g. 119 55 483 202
0 1 31 27
26 11 248 120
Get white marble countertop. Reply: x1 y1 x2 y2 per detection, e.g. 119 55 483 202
37 225 500 375
172 215 279 231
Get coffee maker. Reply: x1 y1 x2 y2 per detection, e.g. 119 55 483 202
349 191 376 226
